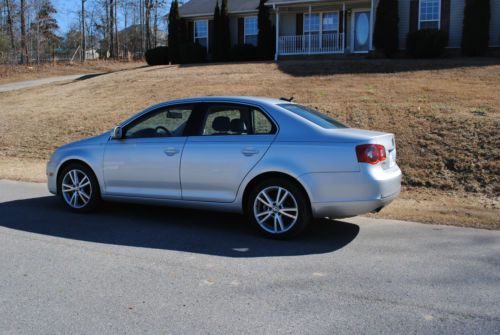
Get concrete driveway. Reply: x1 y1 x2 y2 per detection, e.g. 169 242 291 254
0 74 98 92
0 180 498 334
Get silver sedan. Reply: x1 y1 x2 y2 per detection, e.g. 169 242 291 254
47 96 401 238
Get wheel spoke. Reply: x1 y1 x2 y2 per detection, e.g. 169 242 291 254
257 196 273 208
257 212 273 224
280 210 297 220
276 215 285 231
277 190 289 206
78 176 89 188
261 191 274 207
62 183 75 192
256 210 272 217
273 215 278 233
70 192 78 207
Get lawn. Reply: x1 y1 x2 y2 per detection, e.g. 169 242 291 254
0 58 498 228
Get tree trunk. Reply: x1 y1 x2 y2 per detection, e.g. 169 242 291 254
81 0 86 62
5 0 15 54
114 0 119 58
109 0 114 58
153 0 158 48
20 0 28 64
144 0 151 50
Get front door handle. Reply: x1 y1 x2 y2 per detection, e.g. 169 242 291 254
241 148 259 156
164 148 180 156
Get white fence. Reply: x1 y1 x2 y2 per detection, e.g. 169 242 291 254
278 33 345 56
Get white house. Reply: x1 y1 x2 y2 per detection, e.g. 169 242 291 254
178 0 500 59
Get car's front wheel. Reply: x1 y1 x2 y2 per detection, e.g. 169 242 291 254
247 178 311 239
58 163 100 213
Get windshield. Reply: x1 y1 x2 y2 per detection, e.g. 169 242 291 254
278 104 347 129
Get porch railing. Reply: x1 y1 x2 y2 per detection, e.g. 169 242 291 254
278 33 344 56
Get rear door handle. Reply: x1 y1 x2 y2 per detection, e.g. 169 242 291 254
164 148 180 156
241 148 259 156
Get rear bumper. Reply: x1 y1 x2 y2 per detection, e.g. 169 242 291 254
299 164 402 219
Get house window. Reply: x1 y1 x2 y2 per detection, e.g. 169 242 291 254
244 16 258 46
419 0 440 30
194 20 208 48
322 12 339 33
304 13 320 35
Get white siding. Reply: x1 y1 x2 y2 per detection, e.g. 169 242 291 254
491 0 500 47
398 0 411 49
449 0 465 48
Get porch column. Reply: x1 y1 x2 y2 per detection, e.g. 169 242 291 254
308 4 311 55
274 6 279 61
342 2 346 52
369 0 374 51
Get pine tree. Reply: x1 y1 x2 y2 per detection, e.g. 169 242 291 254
462 0 490 56
219 0 230 61
168 0 181 63
373 0 399 57
37 0 60 62
257 0 274 60
212 1 221 61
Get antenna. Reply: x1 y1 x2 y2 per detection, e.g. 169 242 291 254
279 97 294 102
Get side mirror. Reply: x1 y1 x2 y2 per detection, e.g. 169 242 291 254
112 126 123 139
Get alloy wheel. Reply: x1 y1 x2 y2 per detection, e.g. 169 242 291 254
253 186 299 234
61 169 92 209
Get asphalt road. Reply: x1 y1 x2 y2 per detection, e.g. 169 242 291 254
0 74 97 92
0 180 498 334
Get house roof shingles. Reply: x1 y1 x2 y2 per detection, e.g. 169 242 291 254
179 0 260 17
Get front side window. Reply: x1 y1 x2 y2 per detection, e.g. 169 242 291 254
194 20 208 48
278 104 347 129
322 12 339 33
124 105 194 138
202 104 276 136
419 0 440 29
304 13 320 35
244 16 258 46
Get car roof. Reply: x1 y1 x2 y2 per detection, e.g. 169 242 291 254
163 96 289 107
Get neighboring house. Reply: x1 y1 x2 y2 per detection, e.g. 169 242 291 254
179 0 500 59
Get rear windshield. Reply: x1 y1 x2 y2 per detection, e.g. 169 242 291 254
278 104 347 129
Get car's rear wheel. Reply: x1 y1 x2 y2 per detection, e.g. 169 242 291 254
247 178 311 239
58 163 100 213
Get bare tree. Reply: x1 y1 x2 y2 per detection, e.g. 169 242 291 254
5 0 15 51
20 0 28 63
81 0 85 61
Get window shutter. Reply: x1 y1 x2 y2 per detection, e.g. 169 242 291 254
409 0 419 32
208 19 214 52
339 11 344 33
238 17 244 45
188 21 194 42
296 13 303 35
440 0 451 40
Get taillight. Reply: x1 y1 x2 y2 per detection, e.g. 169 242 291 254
356 144 387 165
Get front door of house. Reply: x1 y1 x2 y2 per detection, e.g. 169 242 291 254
353 10 370 53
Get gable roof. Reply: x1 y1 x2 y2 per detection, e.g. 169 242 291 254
179 0 260 17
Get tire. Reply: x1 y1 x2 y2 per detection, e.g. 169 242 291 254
247 177 312 239
57 163 101 213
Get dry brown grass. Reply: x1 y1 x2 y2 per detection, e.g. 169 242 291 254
0 61 144 84
0 58 498 228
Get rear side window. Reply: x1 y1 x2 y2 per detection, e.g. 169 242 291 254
278 104 347 129
201 104 276 136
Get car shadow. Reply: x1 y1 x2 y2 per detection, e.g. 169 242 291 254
0 196 359 258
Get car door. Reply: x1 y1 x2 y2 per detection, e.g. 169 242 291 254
103 104 197 199
181 102 277 202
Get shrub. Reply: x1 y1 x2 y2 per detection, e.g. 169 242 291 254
406 29 447 58
462 0 490 56
373 0 399 57
145 46 170 65
178 42 206 64
230 44 258 61
257 0 274 60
